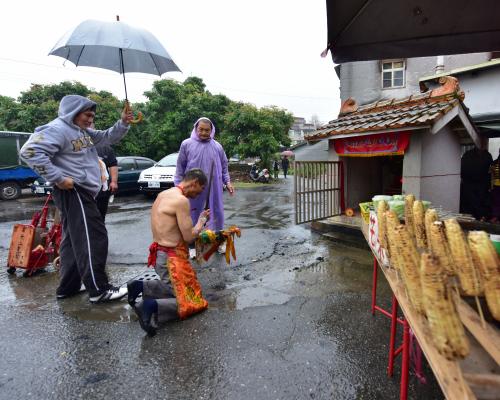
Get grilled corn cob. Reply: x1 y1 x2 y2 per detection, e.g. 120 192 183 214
377 200 389 249
405 194 415 238
385 210 401 270
393 225 424 313
420 252 469 359
468 231 500 321
413 200 427 249
429 221 455 276
444 219 483 296
425 209 438 251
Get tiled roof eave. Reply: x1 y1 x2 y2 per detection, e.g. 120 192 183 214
304 124 431 141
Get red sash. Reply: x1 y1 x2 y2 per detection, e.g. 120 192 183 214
148 241 208 319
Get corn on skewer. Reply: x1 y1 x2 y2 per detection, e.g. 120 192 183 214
385 210 401 271
405 194 415 238
413 200 427 249
429 221 455 276
393 225 424 313
444 219 483 296
420 252 469 359
425 209 438 251
468 231 500 321
377 200 389 249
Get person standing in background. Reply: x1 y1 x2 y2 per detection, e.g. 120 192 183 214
96 145 118 221
460 145 492 220
281 156 290 179
174 117 234 257
273 159 280 179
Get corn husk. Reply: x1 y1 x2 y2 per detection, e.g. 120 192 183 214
393 225 424 313
444 219 483 296
404 194 415 238
424 209 438 251
429 221 455 276
413 200 427 249
468 231 500 321
420 252 469 359
377 200 389 249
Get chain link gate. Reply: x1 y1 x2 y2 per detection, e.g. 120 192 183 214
294 161 345 224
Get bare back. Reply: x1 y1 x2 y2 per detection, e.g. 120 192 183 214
151 187 194 247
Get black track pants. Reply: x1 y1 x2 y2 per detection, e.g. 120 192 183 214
52 185 110 297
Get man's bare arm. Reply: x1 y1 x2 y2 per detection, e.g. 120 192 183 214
176 198 209 243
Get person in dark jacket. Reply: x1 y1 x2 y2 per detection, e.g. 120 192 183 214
281 156 290 179
95 145 118 221
460 146 493 220
273 159 280 179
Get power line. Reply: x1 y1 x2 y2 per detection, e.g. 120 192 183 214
0 56 337 101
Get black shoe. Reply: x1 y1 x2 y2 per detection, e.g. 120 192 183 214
133 305 157 337
89 286 127 304
56 284 86 299
127 280 143 307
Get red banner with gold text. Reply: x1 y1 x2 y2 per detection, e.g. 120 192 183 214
333 132 410 157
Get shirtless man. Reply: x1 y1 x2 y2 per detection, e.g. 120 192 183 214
127 168 210 336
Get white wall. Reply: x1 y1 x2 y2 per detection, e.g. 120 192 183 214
339 53 490 105
402 127 462 212
295 140 339 162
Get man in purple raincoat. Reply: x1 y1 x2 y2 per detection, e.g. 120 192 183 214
174 117 234 255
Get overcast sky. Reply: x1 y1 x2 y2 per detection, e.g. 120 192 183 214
1 0 340 123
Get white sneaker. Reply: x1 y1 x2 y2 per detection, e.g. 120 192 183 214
89 286 128 304
189 248 196 259
217 242 226 254
56 283 86 299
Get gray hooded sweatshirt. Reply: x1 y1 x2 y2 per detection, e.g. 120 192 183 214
20 95 129 198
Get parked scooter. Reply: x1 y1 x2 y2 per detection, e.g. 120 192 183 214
249 165 270 183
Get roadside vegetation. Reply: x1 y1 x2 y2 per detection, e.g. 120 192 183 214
0 78 293 169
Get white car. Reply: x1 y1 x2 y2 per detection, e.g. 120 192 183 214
138 153 178 195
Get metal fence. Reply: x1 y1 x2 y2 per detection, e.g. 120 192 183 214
294 161 344 224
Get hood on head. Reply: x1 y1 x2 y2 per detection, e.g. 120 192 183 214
58 95 97 127
190 117 216 141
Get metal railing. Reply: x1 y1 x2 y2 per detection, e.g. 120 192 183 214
294 161 345 224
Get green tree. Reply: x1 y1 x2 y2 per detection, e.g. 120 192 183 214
220 103 293 169
0 77 294 167
142 78 231 160
18 81 90 105
0 96 23 131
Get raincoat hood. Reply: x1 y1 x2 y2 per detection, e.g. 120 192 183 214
58 95 97 127
190 117 216 141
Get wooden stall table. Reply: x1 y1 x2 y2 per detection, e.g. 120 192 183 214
361 219 500 400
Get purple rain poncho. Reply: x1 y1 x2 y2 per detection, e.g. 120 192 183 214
174 118 230 231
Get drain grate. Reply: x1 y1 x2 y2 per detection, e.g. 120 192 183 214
136 272 160 281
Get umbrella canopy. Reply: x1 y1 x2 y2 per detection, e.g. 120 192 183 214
281 150 294 157
326 0 500 64
49 19 180 99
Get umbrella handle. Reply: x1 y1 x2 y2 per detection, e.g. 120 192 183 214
124 100 144 124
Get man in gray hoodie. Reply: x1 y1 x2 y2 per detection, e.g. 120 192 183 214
20 95 133 303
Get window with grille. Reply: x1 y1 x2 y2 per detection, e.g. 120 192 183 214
382 60 405 88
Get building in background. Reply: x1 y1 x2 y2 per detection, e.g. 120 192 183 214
298 53 500 213
420 57 500 156
288 117 316 146
336 53 490 105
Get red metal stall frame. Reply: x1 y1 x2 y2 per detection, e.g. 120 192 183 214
371 256 410 400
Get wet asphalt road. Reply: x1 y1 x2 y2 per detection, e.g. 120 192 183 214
0 180 442 400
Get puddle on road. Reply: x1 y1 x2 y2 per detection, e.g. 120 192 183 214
1 221 374 323
225 239 374 311
1 265 147 322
